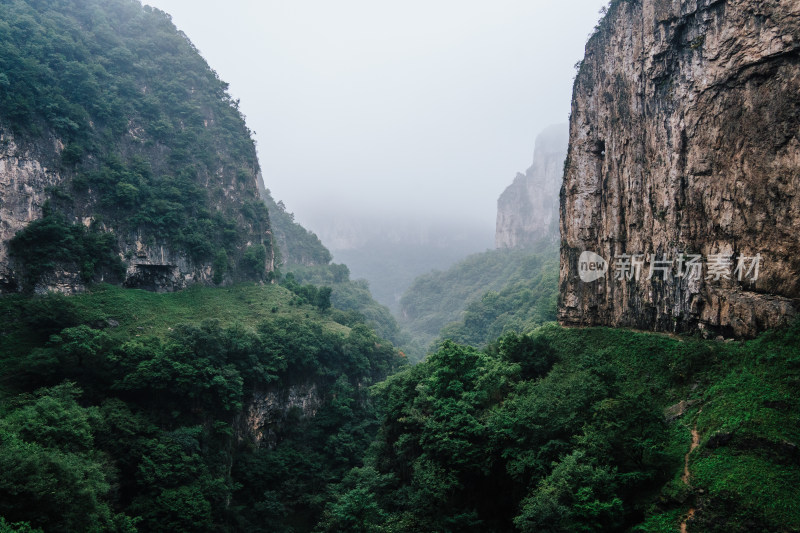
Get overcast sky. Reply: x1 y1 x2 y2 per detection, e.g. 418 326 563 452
145 0 607 234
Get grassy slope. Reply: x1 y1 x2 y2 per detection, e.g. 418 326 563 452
535 324 800 531
68 283 351 338
0 283 351 392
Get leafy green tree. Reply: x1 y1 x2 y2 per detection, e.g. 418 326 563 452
0 517 43 533
241 244 267 278
514 451 624 533
0 383 136 532
50 325 110 367
316 286 332 312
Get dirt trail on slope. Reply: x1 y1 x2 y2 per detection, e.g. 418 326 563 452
680 410 702 533
682 425 700 484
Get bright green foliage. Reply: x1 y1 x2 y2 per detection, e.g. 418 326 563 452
241 244 268 278
1 285 799 532
0 517 43 533
0 383 137 532
321 322 800 532
288 264 419 360
0 284 406 532
281 273 333 312
514 451 624 532
9 211 125 288
17 291 79 335
212 250 228 285
400 243 558 351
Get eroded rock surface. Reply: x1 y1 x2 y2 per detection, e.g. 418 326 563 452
559 0 800 337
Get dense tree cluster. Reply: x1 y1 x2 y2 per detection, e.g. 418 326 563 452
0 286 405 531
319 323 800 532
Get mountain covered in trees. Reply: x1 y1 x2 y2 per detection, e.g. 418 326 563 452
399 242 558 352
0 0 273 293
0 1 409 531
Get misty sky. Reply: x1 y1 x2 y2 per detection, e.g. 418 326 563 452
145 0 608 235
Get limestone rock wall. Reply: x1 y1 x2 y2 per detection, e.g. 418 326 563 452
0 127 273 293
0 132 63 290
559 0 800 337
496 124 568 248
241 383 322 448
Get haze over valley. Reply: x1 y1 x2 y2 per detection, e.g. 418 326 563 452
145 0 609 302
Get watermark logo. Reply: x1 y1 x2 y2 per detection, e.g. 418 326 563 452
578 251 608 282
576 251 762 283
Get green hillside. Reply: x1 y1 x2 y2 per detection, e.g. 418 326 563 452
1 0 271 287
262 192 332 268
0 1 798 532
319 322 800 533
0 284 405 532
399 243 558 352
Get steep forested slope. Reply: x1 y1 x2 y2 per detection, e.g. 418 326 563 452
260 189 332 268
0 0 272 291
0 2 411 530
286 264 412 353
399 243 558 352
319 322 800 533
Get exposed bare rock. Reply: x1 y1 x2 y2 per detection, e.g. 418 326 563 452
240 383 322 448
559 0 800 337
0 132 63 290
496 124 568 248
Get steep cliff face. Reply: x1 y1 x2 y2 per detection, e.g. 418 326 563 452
496 124 568 248
239 382 322 448
0 0 273 293
0 131 62 290
560 0 800 337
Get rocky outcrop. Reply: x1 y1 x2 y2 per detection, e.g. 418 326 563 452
496 124 568 248
0 126 273 293
240 383 322 448
559 0 800 337
0 132 61 290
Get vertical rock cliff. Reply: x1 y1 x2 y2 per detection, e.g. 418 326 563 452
560 0 800 337
496 124 568 248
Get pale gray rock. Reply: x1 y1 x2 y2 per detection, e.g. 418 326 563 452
496 124 568 249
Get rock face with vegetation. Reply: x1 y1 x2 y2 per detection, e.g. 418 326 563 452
0 0 273 294
496 124 567 249
559 0 800 337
